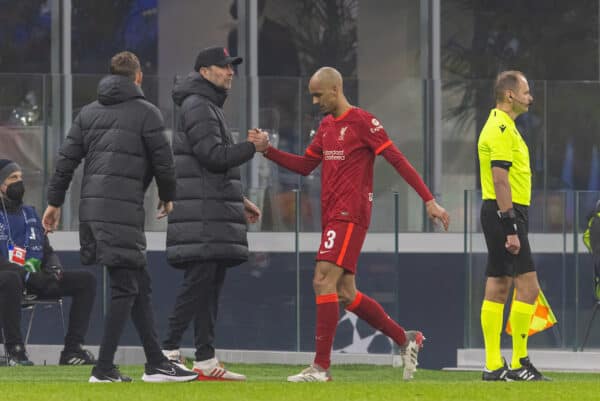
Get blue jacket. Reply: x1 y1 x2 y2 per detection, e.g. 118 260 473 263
0 205 61 275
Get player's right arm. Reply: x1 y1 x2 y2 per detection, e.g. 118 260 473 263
47 113 85 208
261 129 323 176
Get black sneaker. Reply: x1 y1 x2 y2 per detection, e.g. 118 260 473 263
507 356 551 381
142 360 198 383
60 346 96 365
89 365 133 383
5 344 34 366
482 358 510 381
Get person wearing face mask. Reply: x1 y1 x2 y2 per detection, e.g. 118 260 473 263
0 159 96 366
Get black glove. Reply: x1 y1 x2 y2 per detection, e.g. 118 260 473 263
25 271 59 293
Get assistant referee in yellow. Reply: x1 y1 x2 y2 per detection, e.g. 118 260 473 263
478 70 549 381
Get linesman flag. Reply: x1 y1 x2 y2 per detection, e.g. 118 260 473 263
505 289 557 336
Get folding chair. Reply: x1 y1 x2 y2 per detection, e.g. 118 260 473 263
21 296 66 345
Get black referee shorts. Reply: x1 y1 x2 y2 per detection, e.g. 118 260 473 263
480 200 535 277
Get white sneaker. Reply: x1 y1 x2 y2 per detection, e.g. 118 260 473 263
161 349 194 372
193 358 246 381
400 330 425 380
287 365 332 382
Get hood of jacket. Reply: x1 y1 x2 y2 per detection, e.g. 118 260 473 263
97 75 145 106
172 72 228 108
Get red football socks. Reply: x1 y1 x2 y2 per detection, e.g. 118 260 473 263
313 293 339 370
346 291 407 346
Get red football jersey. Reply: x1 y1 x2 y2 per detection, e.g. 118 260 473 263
306 107 392 229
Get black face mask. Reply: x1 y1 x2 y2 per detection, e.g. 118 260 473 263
5 181 25 202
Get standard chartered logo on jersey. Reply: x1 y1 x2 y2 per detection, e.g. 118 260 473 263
324 150 345 160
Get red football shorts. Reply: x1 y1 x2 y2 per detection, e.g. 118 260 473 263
316 220 367 273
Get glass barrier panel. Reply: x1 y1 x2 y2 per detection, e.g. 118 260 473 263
0 74 46 210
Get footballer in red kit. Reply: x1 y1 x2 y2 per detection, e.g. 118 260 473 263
250 66 450 382
306 107 435 272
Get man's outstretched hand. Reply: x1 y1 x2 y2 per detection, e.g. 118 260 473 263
247 129 270 153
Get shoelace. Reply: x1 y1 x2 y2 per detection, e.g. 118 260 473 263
83 350 96 361
522 361 542 376
302 366 325 376
71 349 95 361
107 365 123 376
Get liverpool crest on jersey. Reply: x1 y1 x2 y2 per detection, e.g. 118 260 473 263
339 126 348 141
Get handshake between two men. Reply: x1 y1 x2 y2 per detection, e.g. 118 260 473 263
247 129 270 153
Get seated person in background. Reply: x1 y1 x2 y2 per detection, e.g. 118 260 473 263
0 159 96 366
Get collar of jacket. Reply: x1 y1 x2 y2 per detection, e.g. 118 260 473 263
97 75 145 106
0 195 22 213
172 72 228 108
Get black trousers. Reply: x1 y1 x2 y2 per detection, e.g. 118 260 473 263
593 253 600 299
0 270 95 349
96 267 165 370
0 270 24 347
35 270 96 349
163 261 227 361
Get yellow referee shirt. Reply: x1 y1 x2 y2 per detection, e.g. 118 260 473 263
477 108 531 206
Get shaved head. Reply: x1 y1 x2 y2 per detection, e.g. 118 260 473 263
308 66 351 117
310 67 343 91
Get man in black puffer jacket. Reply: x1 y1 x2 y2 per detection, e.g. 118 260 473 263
43 52 197 383
161 46 268 380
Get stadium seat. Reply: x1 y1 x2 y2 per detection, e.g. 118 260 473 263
21 295 66 346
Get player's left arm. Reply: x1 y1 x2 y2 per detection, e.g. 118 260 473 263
361 112 449 230
381 145 449 230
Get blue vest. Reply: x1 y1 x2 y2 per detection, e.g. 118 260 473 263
0 205 45 262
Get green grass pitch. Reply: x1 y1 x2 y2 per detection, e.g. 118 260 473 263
1 364 599 401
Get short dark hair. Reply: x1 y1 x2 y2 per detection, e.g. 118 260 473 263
494 70 525 103
110 51 141 79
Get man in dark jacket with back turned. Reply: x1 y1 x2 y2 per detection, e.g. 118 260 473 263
161 46 268 380
42 51 197 383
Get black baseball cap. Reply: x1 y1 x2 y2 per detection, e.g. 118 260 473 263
194 46 243 70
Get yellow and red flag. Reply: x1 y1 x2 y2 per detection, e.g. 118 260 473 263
505 289 557 336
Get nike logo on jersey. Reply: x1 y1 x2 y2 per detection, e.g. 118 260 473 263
319 250 331 254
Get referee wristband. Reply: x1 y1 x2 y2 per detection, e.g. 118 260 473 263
497 208 518 236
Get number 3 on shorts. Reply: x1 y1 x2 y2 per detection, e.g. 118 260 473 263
324 230 336 249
